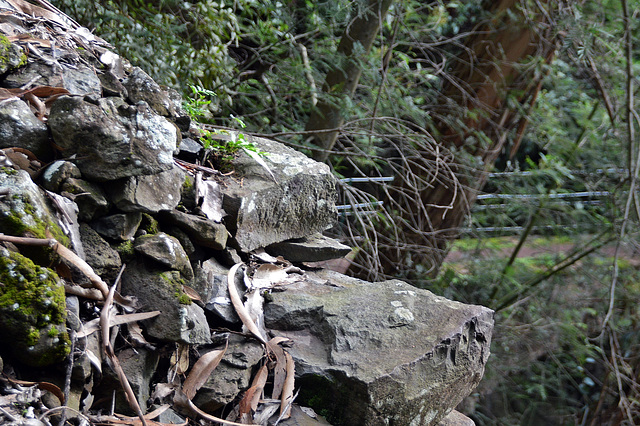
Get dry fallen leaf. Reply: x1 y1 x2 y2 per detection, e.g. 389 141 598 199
266 338 290 400
169 343 190 377
181 343 227 400
279 352 295 419
76 311 160 339
237 363 268 423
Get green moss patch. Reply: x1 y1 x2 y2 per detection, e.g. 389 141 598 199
0 249 70 366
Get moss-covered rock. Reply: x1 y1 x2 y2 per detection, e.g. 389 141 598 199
0 34 27 74
0 247 70 366
0 169 69 264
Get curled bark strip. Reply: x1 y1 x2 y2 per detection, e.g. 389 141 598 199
173 390 248 426
227 263 267 345
1 377 64 404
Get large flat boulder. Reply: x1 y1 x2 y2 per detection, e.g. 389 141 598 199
264 269 494 426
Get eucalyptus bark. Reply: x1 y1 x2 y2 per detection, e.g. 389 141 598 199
306 0 393 162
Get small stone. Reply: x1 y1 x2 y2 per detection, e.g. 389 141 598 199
121 263 211 344
92 212 142 241
193 336 263 412
41 161 82 192
176 137 203 162
61 178 109 222
79 223 122 280
193 258 239 323
0 98 51 160
266 233 352 263
134 232 194 279
161 209 227 250
106 166 185 213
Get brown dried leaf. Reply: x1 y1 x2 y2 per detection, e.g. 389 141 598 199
181 343 227 400
238 363 268 421
27 85 70 98
280 352 295 419
127 322 155 350
3 377 64 404
266 338 289 400
7 33 51 47
76 311 160 339
169 343 190 376
181 284 202 303
5 0 73 28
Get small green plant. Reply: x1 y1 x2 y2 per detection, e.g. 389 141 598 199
183 84 216 119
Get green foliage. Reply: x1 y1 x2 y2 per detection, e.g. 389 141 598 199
183 84 216 120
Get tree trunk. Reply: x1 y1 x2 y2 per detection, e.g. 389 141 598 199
306 0 393 162
378 0 559 280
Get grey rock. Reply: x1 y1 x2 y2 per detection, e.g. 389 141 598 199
151 405 186 425
437 410 475 426
4 61 101 95
73 332 102 384
65 295 82 332
124 67 174 117
98 69 128 98
0 38 26 74
278 405 332 426
167 226 196 257
79 223 122 279
264 269 494 426
266 233 352 263
134 232 194 279
193 258 239 323
0 168 69 262
106 165 185 213
165 86 191 131
0 98 51 159
220 135 337 252
121 264 211 344
92 212 142 241
116 347 160 413
41 161 81 192
161 209 227 250
193 336 263 412
61 178 109 221
48 96 176 181
176 137 202 162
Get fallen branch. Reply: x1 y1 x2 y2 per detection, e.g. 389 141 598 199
101 283 148 426
0 233 136 308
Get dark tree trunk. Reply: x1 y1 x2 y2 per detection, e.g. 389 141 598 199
377 0 559 280
306 0 393 162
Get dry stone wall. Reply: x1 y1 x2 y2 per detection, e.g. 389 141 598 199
0 3 493 425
